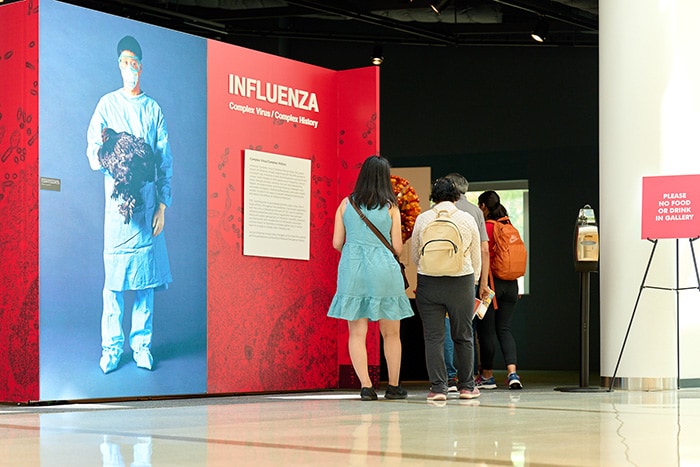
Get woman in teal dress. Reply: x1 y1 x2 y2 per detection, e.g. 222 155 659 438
327 155 414 401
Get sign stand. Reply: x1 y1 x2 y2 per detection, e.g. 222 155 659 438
556 206 607 392
555 269 608 392
607 237 700 392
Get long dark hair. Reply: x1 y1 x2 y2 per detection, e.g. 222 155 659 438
478 190 508 220
351 155 397 209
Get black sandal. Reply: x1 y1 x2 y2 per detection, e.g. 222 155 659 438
360 387 378 401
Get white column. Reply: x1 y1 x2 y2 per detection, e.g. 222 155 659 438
600 0 700 389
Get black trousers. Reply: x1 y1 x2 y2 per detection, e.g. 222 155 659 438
475 277 519 370
415 274 476 393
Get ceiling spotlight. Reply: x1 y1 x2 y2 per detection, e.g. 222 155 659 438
430 0 450 15
371 44 384 66
531 17 549 42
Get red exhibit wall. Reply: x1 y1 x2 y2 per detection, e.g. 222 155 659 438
0 0 379 401
206 40 379 393
0 0 40 402
335 67 382 388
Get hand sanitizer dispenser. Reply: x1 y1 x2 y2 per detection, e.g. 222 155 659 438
574 205 599 272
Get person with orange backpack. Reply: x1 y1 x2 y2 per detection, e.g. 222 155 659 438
474 190 526 389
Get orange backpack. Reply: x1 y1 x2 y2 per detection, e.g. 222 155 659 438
487 217 527 281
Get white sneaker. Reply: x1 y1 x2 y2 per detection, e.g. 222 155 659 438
447 378 458 392
459 387 481 399
427 391 447 401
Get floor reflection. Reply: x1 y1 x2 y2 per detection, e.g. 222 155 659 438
100 435 152 467
1 378 699 466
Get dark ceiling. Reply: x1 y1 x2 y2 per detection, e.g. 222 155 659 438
58 0 598 48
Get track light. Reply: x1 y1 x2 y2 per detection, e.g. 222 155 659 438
430 0 450 15
531 17 549 42
371 44 383 66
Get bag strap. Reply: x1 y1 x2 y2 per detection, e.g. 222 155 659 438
434 208 449 216
488 269 499 310
348 197 399 258
485 217 500 309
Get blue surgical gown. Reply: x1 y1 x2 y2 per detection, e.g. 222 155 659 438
87 89 173 291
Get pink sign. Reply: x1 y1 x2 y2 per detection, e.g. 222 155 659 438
642 175 700 239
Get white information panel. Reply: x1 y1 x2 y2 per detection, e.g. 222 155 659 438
243 150 311 260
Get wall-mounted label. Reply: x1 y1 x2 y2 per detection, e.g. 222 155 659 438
40 177 61 191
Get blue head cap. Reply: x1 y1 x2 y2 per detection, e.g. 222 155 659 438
117 35 142 61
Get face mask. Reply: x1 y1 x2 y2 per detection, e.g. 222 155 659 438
121 66 139 91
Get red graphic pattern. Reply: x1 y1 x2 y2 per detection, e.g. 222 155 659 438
0 10 380 399
336 68 382 387
0 0 40 402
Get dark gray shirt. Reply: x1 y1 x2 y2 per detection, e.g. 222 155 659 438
455 195 487 243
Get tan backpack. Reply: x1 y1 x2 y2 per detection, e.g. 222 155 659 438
419 209 464 276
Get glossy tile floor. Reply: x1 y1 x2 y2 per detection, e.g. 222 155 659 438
2 372 700 466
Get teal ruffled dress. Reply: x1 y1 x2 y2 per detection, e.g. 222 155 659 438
327 202 414 322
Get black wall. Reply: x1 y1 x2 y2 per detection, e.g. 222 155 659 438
239 38 601 376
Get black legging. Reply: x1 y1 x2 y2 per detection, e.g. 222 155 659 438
475 277 519 369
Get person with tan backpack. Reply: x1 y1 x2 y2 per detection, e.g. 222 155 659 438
411 177 482 402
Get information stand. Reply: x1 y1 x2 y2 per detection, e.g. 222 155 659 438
556 205 607 393
608 237 700 391
607 175 700 392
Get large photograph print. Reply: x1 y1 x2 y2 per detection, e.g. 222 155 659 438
38 0 207 400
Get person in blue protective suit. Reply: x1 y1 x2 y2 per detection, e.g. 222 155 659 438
86 35 173 373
